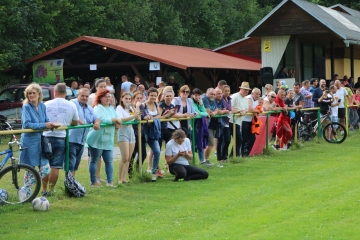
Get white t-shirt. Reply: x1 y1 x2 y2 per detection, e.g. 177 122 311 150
87 93 96 107
115 105 135 123
243 95 258 122
43 98 79 137
229 92 248 125
336 87 348 108
165 138 191 165
331 93 339 117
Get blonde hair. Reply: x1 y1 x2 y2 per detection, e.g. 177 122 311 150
23 83 43 104
161 86 174 101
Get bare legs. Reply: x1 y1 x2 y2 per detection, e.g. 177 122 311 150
42 168 59 193
118 141 135 183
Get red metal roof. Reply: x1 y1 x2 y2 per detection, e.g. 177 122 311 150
25 36 261 71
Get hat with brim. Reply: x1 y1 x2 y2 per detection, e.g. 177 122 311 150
239 82 251 90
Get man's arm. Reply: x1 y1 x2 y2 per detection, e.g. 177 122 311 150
246 98 259 113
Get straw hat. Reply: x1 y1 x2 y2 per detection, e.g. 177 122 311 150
239 82 251 90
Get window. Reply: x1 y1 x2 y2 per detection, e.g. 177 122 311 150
42 89 50 101
0 88 17 102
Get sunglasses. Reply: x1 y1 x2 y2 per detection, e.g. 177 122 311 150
270 96 276 98
182 90 190 94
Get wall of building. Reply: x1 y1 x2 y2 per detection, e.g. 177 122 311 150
326 58 360 81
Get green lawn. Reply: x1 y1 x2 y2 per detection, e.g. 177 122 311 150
1 134 360 239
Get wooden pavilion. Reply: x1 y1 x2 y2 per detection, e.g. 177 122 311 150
24 36 261 91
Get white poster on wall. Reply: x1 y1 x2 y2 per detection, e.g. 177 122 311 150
90 64 97 71
149 62 160 71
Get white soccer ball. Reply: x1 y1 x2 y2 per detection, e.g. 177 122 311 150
0 188 8 204
32 197 50 211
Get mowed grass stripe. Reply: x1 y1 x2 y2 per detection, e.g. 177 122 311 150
1 135 360 239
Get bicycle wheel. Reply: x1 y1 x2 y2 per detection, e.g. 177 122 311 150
0 164 41 204
297 121 314 141
322 122 347 144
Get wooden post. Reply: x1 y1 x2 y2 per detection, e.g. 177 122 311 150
350 44 354 79
294 37 301 82
137 123 142 176
330 41 335 80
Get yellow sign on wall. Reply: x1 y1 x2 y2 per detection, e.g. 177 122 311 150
264 41 271 52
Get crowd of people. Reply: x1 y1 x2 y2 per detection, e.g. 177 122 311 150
18 74 360 197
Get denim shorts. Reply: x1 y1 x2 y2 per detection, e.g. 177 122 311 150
46 137 65 169
117 126 136 143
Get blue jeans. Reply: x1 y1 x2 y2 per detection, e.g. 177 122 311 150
46 137 65 169
88 146 113 185
69 143 84 172
147 139 160 175
198 148 204 162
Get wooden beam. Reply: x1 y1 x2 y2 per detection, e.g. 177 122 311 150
162 66 169 79
294 37 300 82
350 44 354 79
63 61 150 69
130 64 144 83
63 57 73 66
106 51 119 63
330 41 335 80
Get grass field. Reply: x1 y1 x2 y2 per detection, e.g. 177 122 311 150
1 133 360 239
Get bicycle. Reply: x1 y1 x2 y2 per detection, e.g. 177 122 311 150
0 126 41 204
297 110 347 143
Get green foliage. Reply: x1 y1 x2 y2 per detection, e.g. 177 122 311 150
0 0 359 73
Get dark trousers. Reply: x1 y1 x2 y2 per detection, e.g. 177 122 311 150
217 126 231 161
169 163 208 181
129 134 147 177
160 128 175 150
242 121 256 156
229 122 242 157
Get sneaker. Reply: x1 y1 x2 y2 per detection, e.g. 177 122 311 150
146 169 152 173
151 174 157 182
214 152 217 156
18 187 29 202
203 160 213 167
106 183 116 188
41 190 52 197
156 170 164 178
286 142 292 149
279 145 288 151
174 178 184 182
217 162 223 168
271 144 280 150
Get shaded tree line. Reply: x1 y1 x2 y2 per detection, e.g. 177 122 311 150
0 0 359 79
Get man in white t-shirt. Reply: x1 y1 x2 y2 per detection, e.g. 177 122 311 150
229 82 250 157
42 83 79 196
242 88 261 156
335 80 349 127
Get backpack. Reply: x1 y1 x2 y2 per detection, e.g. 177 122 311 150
64 172 86 198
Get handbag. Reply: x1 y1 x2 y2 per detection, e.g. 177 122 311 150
41 136 53 160
31 105 53 160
